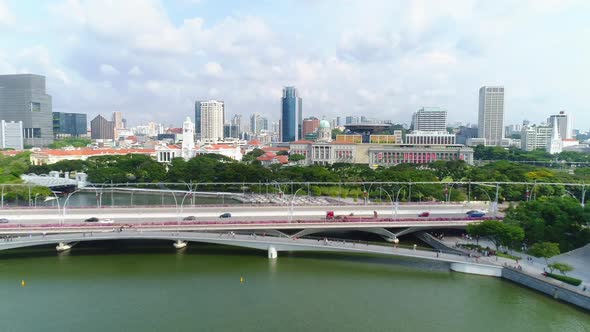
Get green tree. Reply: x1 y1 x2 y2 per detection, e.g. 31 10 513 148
528 242 561 264
288 154 306 162
467 220 524 250
547 262 573 275
48 138 91 149
242 148 265 163
331 128 343 139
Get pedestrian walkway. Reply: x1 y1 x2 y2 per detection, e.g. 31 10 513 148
438 235 590 290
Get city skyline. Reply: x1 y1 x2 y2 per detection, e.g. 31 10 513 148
0 1 589 127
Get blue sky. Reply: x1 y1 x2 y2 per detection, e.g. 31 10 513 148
1 0 589 129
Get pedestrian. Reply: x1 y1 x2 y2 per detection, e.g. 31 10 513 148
583 285 586 292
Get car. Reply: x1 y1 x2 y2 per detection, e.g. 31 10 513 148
467 211 486 217
418 212 430 217
183 216 197 221
0 218 9 223
98 218 115 223
326 211 335 219
219 213 232 218
84 217 99 222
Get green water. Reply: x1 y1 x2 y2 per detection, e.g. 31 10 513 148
0 242 588 332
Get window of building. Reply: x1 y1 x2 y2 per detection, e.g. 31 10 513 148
30 102 41 112
33 128 41 138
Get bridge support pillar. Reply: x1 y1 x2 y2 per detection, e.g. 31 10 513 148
268 246 278 259
173 240 187 249
384 236 399 244
56 242 72 252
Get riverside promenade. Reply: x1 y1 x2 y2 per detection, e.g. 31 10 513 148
432 234 590 310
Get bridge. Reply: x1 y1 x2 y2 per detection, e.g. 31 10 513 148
0 230 502 277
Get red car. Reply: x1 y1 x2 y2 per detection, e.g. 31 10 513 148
326 211 335 220
418 212 430 217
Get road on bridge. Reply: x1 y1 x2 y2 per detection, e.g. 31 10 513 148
0 203 497 224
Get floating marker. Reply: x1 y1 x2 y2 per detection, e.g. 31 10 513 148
240 276 244 283
21 280 25 287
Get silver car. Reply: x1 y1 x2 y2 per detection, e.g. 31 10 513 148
0 218 9 223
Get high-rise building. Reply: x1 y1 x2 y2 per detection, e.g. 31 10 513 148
0 74 53 146
250 113 268 135
194 101 202 140
521 124 552 151
345 116 359 124
411 107 447 132
90 115 115 140
281 86 302 142
478 86 505 146
112 111 124 138
198 100 224 142
231 114 242 138
547 111 572 140
547 119 563 154
53 112 87 138
302 117 320 138
223 123 240 138
0 120 23 149
181 117 195 160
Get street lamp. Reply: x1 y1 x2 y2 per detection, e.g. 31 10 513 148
62 189 82 225
289 187 305 221
475 184 497 216
379 188 394 218
394 187 404 219
33 193 40 208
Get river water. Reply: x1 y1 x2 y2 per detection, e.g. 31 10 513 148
38 191 240 208
0 242 588 332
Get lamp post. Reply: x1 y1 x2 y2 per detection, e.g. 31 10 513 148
62 189 81 225
289 188 305 222
394 187 404 219
379 188 394 218
475 185 494 215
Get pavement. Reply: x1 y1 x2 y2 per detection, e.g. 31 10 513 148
438 235 590 290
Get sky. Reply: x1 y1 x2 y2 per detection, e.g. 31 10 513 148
0 0 589 129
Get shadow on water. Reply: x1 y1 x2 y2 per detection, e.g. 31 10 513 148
0 239 264 260
282 250 451 274
0 238 453 275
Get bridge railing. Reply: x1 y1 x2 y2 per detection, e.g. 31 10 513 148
0 216 501 231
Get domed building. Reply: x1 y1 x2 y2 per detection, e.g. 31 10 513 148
317 119 332 142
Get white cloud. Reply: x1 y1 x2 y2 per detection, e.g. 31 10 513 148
7 0 585 127
99 64 120 76
128 66 143 76
204 62 223 76
0 0 14 25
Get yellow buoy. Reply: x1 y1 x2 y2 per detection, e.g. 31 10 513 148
240 276 244 283
21 280 25 287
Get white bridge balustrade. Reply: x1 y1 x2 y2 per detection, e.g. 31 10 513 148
20 172 87 189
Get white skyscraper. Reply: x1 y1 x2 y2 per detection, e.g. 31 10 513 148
478 86 505 146
181 117 195 160
548 111 572 140
547 118 563 154
411 107 447 132
199 100 224 143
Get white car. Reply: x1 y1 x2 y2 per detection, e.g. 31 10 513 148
98 218 115 224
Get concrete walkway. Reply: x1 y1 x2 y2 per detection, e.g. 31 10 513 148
438 235 590 290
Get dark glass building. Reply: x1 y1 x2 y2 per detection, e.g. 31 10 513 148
281 86 302 142
194 101 202 140
53 112 87 137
